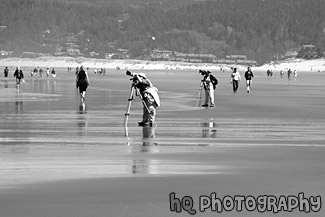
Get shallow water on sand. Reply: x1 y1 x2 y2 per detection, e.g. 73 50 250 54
1 69 325 189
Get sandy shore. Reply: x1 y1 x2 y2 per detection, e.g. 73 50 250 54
0 68 324 216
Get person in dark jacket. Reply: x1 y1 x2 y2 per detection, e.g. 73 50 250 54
3 66 9 80
244 67 254 93
76 66 90 102
13 67 24 90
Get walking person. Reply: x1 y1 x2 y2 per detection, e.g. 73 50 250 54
76 66 90 102
13 67 24 91
244 66 254 93
3 66 9 80
199 70 218 107
230 67 241 93
132 72 160 126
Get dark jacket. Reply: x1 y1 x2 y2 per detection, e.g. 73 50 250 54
244 70 254 80
14 70 24 79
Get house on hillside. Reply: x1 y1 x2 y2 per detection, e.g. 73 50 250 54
284 51 298 59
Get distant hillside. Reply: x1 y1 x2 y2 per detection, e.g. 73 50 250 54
0 0 325 64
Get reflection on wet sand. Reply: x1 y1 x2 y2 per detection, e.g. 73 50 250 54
131 126 159 174
4 80 9 88
15 99 23 114
47 79 56 94
201 119 217 138
77 102 87 136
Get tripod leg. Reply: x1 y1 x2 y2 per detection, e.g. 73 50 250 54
123 86 135 127
196 83 203 107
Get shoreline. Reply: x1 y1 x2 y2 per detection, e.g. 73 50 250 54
1 56 325 72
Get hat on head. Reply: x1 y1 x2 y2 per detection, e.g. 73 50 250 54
138 73 147 79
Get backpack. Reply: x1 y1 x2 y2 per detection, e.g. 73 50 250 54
210 74 218 89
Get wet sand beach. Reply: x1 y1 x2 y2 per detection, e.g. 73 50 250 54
1 68 325 217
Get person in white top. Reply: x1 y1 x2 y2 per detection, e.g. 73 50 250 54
230 67 241 93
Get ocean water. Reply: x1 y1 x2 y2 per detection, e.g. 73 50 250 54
1 68 325 189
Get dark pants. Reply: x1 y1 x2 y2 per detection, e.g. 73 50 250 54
232 80 239 92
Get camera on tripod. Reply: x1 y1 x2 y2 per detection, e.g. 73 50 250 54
126 70 139 82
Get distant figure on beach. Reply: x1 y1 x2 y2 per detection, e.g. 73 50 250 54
13 67 24 90
39 68 43 78
3 66 9 80
199 70 218 107
244 66 254 93
287 69 292 80
51 68 56 78
33 67 38 77
280 70 284 79
46 67 50 78
230 67 241 93
132 72 160 126
293 69 298 79
76 66 90 102
266 69 273 77
75 67 79 75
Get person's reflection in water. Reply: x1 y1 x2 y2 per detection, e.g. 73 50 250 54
15 100 23 113
4 80 8 88
77 102 87 136
131 126 158 174
201 120 217 138
50 80 56 94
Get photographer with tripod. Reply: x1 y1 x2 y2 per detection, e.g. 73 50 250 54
124 71 160 127
198 70 218 107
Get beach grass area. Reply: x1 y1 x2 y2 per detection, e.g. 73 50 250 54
0 67 325 217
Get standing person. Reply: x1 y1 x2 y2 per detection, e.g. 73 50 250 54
39 67 43 78
244 66 254 93
75 66 79 75
129 72 160 126
230 67 241 93
46 67 50 78
76 66 90 102
287 69 292 80
293 69 298 79
13 67 24 90
51 68 56 78
33 67 38 77
199 70 218 107
3 66 9 80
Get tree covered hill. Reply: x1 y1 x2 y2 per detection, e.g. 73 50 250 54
0 0 324 64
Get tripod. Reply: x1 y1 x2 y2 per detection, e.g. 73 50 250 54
123 83 151 127
196 81 211 107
